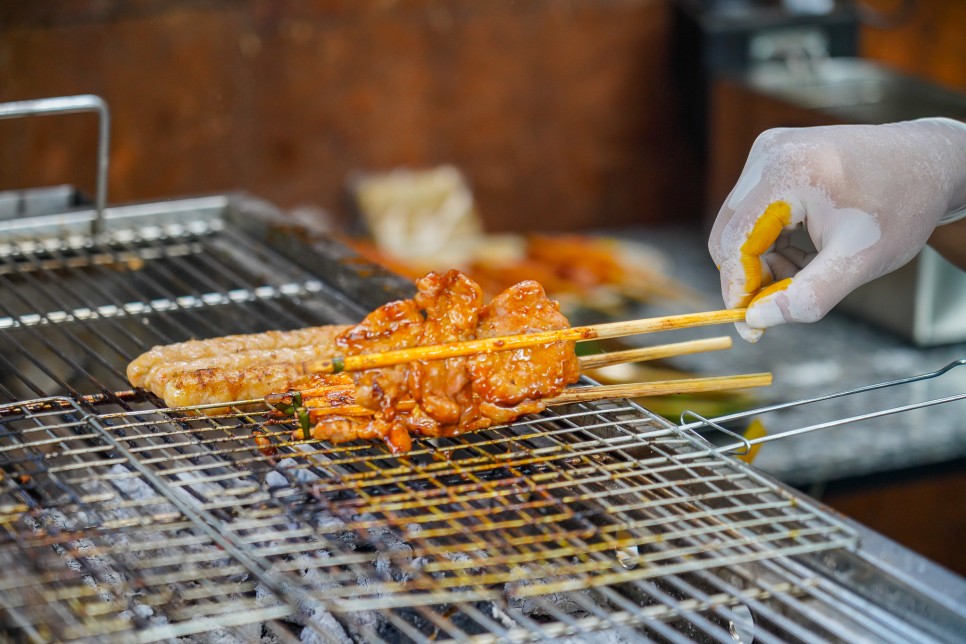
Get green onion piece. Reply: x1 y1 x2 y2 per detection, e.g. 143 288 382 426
331 356 345 374
271 401 295 416
292 391 304 408
297 407 311 440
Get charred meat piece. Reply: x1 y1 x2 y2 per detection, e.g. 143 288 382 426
127 325 348 412
127 325 348 388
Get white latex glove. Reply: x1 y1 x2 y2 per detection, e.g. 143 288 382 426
709 118 966 342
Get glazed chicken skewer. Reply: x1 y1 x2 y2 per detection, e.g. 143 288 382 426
269 335 735 411
262 336 749 431
269 371 773 432
129 335 736 414
127 270 760 453
294 309 746 378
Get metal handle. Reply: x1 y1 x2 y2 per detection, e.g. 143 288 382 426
680 359 966 454
0 95 111 234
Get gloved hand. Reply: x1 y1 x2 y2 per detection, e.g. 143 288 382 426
709 118 966 342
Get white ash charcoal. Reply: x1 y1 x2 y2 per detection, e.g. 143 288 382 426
281 458 323 485
265 470 289 489
181 624 263 644
118 602 156 625
265 458 322 488
299 606 353 644
505 579 602 618
107 464 163 500
282 547 385 639
315 510 346 534
36 509 127 605
340 574 383 639
551 631 641 644
64 469 248 625
79 464 176 524
492 602 637 644
434 547 489 584
254 549 354 644
171 467 247 507
368 526 417 583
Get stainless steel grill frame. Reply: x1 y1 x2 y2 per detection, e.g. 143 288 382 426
0 194 964 643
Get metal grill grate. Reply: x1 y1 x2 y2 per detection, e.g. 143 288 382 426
2 393 866 643
0 196 961 643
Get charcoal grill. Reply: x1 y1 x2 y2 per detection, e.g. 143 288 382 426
2 98 965 643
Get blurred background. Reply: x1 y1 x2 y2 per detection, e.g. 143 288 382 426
4 0 964 232
1 0 965 574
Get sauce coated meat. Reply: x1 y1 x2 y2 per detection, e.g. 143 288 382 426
126 269 580 452
306 270 580 452
127 325 349 413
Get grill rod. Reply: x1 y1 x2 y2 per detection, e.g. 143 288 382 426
0 94 110 234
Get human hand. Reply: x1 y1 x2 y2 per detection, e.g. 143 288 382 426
709 118 966 342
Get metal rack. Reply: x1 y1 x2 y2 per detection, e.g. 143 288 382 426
1 97 965 642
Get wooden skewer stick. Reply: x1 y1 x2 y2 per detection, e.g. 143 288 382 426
578 336 732 370
293 336 734 399
287 336 735 408
544 372 772 405
297 308 747 377
301 373 772 423
284 336 731 417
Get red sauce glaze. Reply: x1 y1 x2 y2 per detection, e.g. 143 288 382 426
305 271 579 452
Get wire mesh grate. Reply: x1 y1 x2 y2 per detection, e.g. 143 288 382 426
2 387 862 642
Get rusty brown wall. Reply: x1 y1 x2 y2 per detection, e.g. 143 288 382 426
860 0 966 93
0 0 697 232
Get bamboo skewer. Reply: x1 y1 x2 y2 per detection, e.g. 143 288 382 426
296 373 773 423
544 373 773 405
277 335 736 409
288 336 735 402
297 309 747 376
578 336 732 370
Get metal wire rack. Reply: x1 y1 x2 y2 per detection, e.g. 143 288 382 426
0 387 862 643
0 192 963 643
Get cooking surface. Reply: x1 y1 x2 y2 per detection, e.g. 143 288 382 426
0 195 963 643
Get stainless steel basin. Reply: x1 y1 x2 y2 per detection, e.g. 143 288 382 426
744 57 966 123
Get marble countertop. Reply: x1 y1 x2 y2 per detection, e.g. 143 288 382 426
612 227 966 486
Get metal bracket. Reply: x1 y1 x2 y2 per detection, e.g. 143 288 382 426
0 95 111 235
